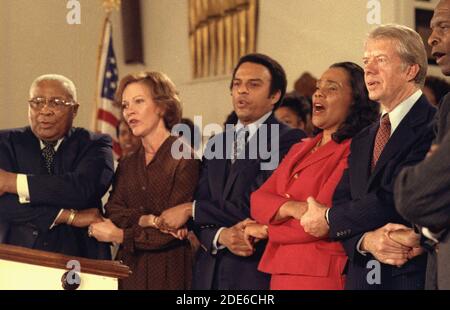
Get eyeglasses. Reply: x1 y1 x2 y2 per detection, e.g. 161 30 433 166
28 97 76 110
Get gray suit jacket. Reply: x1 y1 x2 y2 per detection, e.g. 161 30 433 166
395 94 450 290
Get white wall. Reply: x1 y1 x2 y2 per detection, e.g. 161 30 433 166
0 0 447 130
0 0 107 128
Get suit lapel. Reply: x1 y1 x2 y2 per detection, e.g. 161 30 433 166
370 121 414 180
223 128 258 198
369 96 429 184
290 135 337 175
211 158 229 198
54 128 76 174
350 127 375 196
369 95 429 185
210 131 232 199
222 114 277 199
13 127 42 174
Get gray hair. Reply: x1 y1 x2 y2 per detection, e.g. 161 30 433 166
367 24 428 86
29 74 78 102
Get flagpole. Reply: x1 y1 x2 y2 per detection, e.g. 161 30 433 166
92 0 121 131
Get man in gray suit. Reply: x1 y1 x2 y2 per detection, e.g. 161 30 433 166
395 0 450 290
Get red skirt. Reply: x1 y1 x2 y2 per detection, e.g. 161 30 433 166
270 255 346 290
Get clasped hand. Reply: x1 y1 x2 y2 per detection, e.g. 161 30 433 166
138 213 188 240
361 223 424 267
218 218 259 257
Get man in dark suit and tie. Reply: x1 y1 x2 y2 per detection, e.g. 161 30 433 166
300 25 436 289
155 53 305 289
0 74 114 259
395 0 450 290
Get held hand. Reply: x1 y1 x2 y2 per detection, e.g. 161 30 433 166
160 226 189 240
243 223 268 248
300 197 330 238
89 219 123 243
407 247 425 260
426 144 439 159
218 219 255 257
388 228 424 260
361 223 412 267
71 208 103 227
158 203 193 230
138 214 159 228
187 231 201 253
171 227 189 240
272 201 308 223
388 229 420 248
235 218 257 230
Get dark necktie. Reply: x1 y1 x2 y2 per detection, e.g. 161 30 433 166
232 127 249 164
42 140 57 174
372 114 391 171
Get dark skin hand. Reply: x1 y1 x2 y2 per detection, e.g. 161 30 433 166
56 208 103 227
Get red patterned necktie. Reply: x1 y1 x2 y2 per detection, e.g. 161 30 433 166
372 113 391 171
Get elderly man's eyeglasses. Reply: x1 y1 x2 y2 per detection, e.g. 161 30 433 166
28 97 76 110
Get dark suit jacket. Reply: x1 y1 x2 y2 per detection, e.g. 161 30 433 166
328 95 436 290
0 126 114 259
192 114 305 289
395 94 450 290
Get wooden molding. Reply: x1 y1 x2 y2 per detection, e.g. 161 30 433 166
0 243 130 279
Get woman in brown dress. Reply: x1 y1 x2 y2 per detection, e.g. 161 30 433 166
89 71 200 290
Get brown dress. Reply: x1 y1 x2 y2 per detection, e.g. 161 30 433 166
106 136 200 290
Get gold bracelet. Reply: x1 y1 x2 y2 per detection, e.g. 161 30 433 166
66 209 77 226
152 215 158 228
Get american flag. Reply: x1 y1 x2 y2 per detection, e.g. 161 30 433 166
95 19 121 158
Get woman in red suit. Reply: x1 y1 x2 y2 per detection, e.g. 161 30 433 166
246 62 379 290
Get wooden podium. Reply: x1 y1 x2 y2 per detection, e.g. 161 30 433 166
0 244 130 290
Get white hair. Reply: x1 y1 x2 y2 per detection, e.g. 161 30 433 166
29 74 78 102
367 24 428 86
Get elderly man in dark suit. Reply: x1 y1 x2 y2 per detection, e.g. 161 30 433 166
300 25 436 289
154 53 305 289
0 74 114 259
395 0 450 290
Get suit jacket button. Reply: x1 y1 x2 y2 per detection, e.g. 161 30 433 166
293 174 299 179
141 186 146 191
285 193 291 198
32 230 38 237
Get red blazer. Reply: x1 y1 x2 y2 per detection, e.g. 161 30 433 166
251 134 350 281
